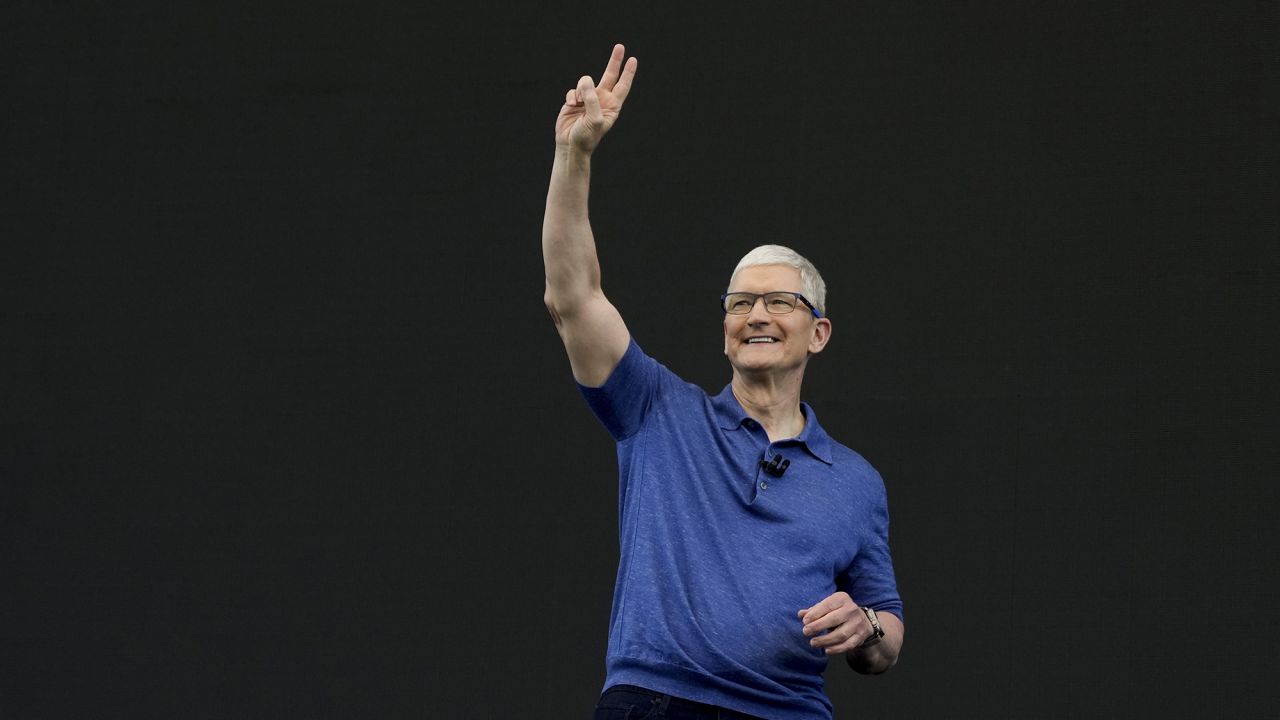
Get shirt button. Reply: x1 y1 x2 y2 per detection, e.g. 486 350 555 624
760 480 768 490
744 419 756 428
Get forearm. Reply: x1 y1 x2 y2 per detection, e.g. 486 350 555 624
542 145 601 314
845 611 904 675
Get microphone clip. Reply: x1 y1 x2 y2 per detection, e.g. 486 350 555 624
761 453 790 478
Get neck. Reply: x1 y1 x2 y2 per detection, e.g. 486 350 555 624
731 368 806 441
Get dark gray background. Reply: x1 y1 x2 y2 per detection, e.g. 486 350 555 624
4 1 1277 717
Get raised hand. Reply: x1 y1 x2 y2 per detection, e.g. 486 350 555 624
554 44 639 154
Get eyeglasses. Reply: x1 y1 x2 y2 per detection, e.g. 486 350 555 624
720 292 823 318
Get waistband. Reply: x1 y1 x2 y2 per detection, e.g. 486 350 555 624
601 684 765 720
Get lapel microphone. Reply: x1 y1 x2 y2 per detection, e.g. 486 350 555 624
761 453 790 478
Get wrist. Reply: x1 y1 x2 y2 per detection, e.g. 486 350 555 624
553 145 594 180
858 606 884 648
555 142 594 163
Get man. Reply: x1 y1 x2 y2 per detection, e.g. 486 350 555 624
543 45 904 720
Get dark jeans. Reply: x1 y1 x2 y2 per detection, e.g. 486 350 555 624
592 684 766 720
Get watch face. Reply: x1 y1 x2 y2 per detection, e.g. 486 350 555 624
862 607 883 636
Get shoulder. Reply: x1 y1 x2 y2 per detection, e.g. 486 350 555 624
578 338 711 440
826 439 887 489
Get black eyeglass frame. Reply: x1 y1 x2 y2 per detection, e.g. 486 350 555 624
719 291 823 318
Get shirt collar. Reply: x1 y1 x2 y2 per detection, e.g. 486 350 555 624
712 384 833 464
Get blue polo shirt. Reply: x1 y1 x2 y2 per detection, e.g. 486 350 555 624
579 339 903 720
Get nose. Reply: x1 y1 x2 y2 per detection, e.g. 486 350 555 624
746 296 773 324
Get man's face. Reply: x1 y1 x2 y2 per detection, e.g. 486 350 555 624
723 265 831 376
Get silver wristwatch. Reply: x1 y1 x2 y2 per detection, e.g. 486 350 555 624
859 606 884 648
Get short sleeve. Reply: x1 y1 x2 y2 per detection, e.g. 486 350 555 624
838 478 905 622
577 338 659 441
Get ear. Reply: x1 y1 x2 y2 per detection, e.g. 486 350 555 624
808 317 832 354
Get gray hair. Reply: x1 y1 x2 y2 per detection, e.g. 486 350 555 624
726 245 828 315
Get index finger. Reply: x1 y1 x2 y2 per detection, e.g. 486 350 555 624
797 593 853 623
598 44 625 91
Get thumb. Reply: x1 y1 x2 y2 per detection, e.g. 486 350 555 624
579 75 603 123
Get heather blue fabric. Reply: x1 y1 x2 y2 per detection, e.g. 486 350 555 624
578 339 903 720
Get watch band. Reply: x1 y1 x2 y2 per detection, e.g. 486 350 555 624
859 606 884 648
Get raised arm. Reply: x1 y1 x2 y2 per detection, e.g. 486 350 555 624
542 44 638 387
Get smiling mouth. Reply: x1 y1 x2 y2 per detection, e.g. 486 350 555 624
746 337 779 344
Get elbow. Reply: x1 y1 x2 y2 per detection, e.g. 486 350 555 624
871 653 899 675
543 283 598 324
845 626 902 675
543 290 565 330
849 650 901 671
846 650 898 675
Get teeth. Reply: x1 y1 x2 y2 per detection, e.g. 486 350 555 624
747 338 776 343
